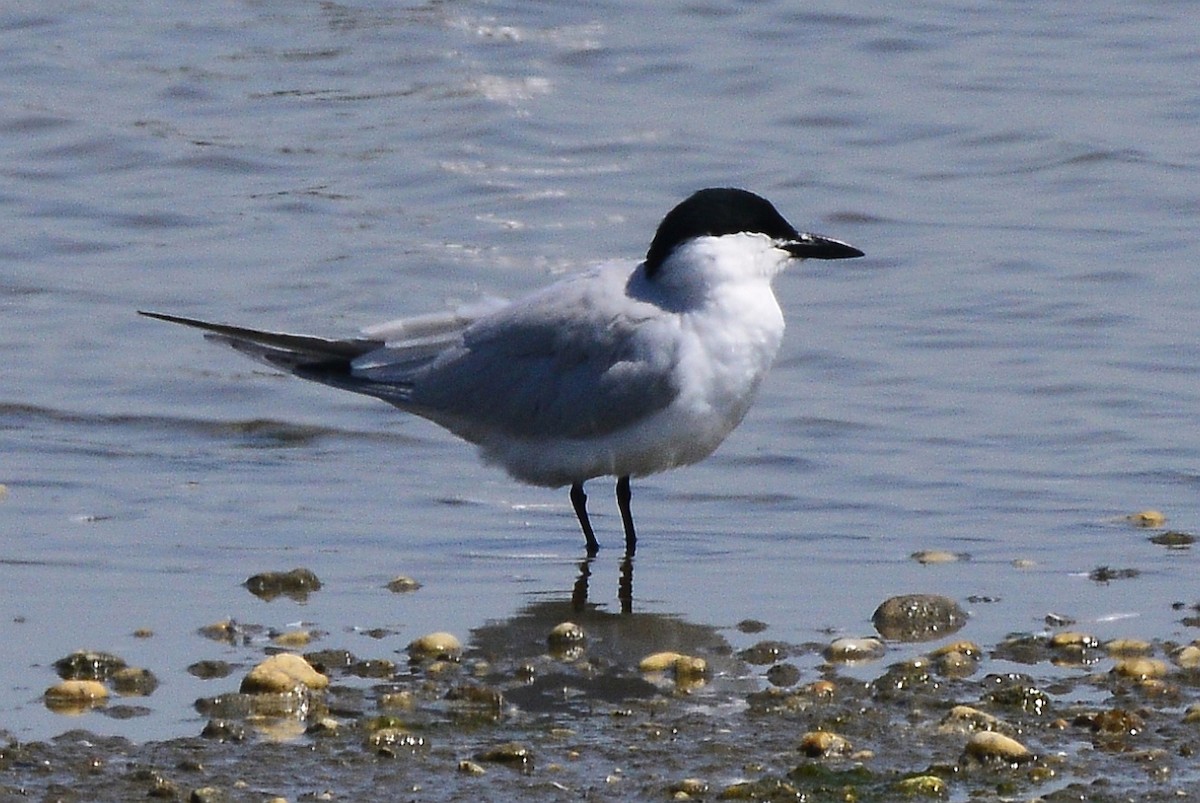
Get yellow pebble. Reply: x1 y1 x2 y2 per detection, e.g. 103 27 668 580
240 653 329 693
1126 510 1166 527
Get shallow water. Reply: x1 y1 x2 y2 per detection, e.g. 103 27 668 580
2 0 1200 795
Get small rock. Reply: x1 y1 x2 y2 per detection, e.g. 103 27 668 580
963 731 1031 763
739 640 790 665
1126 510 1166 527
244 567 322 601
1173 643 1200 669
476 741 533 766
547 622 585 658
798 730 851 757
53 650 127 680
1074 708 1144 735
872 594 967 642
368 727 426 754
824 637 885 662
189 786 229 803
1183 704 1200 724
271 630 312 648
349 658 396 678
894 775 947 796
187 660 233 680
1150 531 1194 548
386 575 422 593
933 648 979 678
44 679 109 712
240 653 329 693
1111 657 1168 680
111 667 159 696
458 759 487 775
548 621 585 644
445 684 503 709
379 690 415 710
407 631 463 662
638 651 708 679
765 663 801 687
305 716 341 736
200 719 246 742
1049 631 1099 649
911 549 961 564
668 778 708 796
938 705 1001 734
1105 638 1152 657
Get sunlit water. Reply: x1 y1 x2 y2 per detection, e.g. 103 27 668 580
2 0 1199 767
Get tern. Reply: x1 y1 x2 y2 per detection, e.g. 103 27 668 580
141 187 863 556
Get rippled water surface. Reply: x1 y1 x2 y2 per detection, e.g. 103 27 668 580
3 0 1200 791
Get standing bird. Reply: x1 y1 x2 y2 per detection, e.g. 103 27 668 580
142 187 863 556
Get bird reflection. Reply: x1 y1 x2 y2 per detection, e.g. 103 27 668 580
571 554 634 614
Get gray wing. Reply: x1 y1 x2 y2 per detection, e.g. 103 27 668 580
352 269 681 440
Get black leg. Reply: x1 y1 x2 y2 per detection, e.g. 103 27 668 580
570 481 600 556
616 475 636 556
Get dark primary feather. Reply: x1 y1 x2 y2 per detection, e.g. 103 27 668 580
137 310 385 389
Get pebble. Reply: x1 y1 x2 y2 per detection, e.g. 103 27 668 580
1174 643 1200 669
458 760 487 775
1104 638 1152 657
963 731 1031 763
894 775 947 796
1111 657 1169 680
379 690 415 710
639 651 708 679
407 631 463 662
271 630 312 648
476 741 533 765
240 653 329 694
910 549 961 564
200 719 246 742
1049 631 1099 649
1149 531 1195 548
547 621 585 646
243 567 322 601
1183 704 1200 724
188 660 233 680
111 667 159 696
386 575 422 592
53 650 127 680
1075 708 1144 734
305 717 341 736
797 730 851 757
189 786 229 803
938 705 1001 734
667 778 708 796
872 594 967 642
739 640 789 664
823 637 885 662
367 725 426 754
44 679 109 711
933 648 979 678
765 663 801 687
1126 510 1166 527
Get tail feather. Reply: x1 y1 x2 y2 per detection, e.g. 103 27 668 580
138 310 403 398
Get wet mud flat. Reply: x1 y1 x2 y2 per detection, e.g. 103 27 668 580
4 570 1200 802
